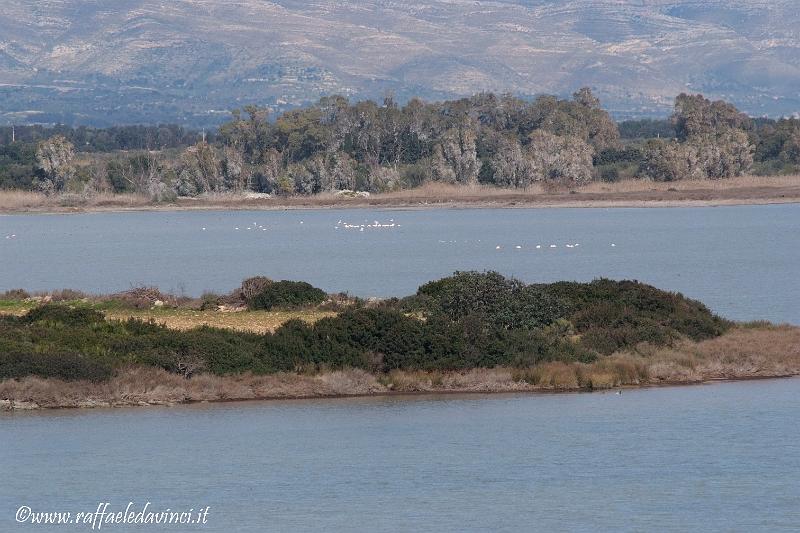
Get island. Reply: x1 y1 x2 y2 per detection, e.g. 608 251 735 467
1 272 798 410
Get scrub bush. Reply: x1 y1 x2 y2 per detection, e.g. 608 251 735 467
247 280 327 310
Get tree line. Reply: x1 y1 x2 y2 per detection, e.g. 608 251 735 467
3 90 800 197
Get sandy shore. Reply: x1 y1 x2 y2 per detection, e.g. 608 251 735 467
2 325 798 411
2 176 799 215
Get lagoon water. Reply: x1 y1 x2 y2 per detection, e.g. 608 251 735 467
2 378 800 532
1 203 799 323
2 205 800 531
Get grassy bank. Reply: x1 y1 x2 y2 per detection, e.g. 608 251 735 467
2 175 799 214
2 325 797 410
1 273 796 410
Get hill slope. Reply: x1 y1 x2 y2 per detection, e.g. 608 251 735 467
1 0 798 125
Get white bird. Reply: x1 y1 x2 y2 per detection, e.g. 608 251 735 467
202 227 206 231
535 245 541 249
496 245 502 250
550 244 557 248
235 227 239 230
611 243 616 247
515 245 522 249
300 221 304 224
565 244 574 248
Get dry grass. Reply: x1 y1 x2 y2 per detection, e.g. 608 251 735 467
0 367 385 409
687 324 800 379
101 308 335 334
382 367 543 393
368 182 548 201
0 190 150 211
580 174 800 193
2 325 798 410
0 302 335 334
0 190 45 210
4 174 798 214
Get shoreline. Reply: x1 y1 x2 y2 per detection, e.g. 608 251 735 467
2 177 800 215
3 323 798 411
2 372 798 413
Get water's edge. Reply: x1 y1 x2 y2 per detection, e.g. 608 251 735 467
3 371 798 413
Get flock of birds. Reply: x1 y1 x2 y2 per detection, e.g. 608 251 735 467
229 221 270 232
194 218 404 233
335 219 400 231
6 217 621 252
437 240 618 249
492 242 616 250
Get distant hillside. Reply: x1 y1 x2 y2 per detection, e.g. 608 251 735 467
1 0 799 126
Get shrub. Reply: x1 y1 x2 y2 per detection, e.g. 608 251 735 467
0 349 112 381
0 289 30 300
544 278 731 354
106 287 175 309
247 280 327 310
239 276 273 302
199 292 221 310
416 271 567 330
23 304 105 328
261 308 468 372
49 289 89 302
0 274 732 382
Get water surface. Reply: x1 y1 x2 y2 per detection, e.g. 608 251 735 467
2 204 798 323
2 379 799 532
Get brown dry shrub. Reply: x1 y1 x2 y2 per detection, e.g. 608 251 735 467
516 362 580 389
0 289 30 300
111 287 176 308
48 289 90 302
239 276 273 301
316 369 384 395
380 370 444 392
690 325 800 378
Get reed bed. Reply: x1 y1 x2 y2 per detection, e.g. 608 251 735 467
0 190 150 211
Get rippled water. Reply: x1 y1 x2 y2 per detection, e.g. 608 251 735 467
1 204 799 323
2 379 799 532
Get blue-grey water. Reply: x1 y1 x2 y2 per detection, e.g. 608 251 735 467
2 379 800 532
1 204 799 323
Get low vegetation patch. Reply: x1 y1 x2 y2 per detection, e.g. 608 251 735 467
0 272 739 388
246 280 328 311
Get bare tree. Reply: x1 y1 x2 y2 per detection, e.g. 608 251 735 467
35 135 75 193
528 131 594 185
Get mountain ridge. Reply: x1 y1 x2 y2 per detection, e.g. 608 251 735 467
1 0 798 126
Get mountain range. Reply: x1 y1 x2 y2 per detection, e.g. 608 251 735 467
1 0 799 126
